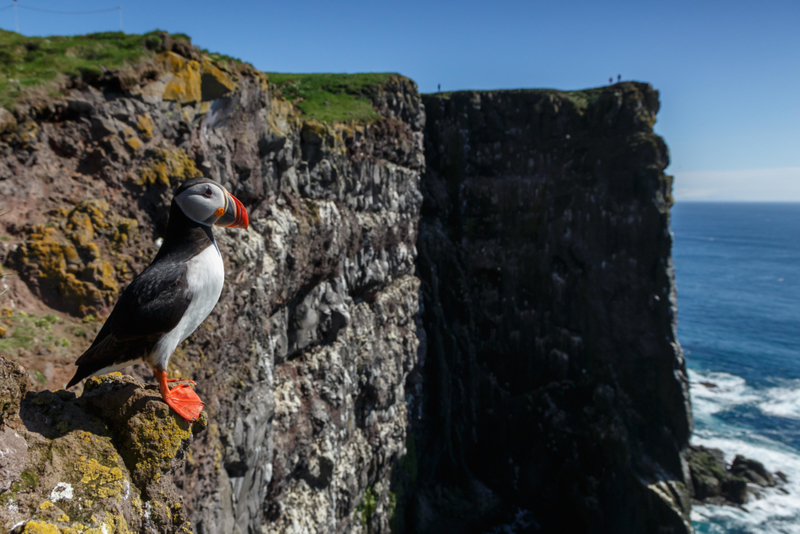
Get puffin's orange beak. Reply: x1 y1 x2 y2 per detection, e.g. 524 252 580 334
215 192 249 229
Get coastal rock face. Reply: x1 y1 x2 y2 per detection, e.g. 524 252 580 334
0 39 423 533
398 85 693 533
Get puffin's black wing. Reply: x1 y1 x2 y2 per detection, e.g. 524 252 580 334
66 261 193 388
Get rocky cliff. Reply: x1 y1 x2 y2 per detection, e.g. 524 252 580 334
396 86 693 533
0 30 692 534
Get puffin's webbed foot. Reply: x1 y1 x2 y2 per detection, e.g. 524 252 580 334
156 369 204 422
166 377 197 385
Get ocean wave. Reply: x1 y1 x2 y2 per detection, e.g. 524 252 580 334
759 382 800 420
689 369 800 533
689 369 800 421
691 434 800 534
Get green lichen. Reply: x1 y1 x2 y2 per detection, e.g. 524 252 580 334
357 485 378 527
0 468 39 505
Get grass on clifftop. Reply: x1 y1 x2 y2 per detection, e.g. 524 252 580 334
425 86 609 113
0 30 189 109
267 72 394 122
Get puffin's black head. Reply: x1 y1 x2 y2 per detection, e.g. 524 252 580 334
173 178 248 229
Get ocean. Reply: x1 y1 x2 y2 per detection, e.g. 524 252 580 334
672 202 800 534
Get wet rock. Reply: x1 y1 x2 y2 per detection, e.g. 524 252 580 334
730 455 776 487
685 445 788 507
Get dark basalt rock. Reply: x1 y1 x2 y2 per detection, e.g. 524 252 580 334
398 84 693 534
685 445 787 507
730 455 776 488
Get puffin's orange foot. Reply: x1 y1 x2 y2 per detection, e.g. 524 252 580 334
163 384 204 422
156 369 204 422
166 377 197 385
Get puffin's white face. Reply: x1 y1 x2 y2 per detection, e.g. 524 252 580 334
174 182 248 228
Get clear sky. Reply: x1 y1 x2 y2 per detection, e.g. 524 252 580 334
2 0 798 201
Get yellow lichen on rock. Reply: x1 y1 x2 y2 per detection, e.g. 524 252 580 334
138 147 201 186
15 198 125 313
159 51 235 104
199 57 235 101
16 120 39 145
126 408 193 482
112 218 139 249
125 136 142 151
75 457 126 500
17 224 104 311
39 500 55 510
22 521 61 534
160 51 202 104
136 114 155 139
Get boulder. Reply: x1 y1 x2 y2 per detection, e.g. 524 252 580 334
730 455 776 487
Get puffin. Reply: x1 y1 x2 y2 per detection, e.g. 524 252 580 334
66 177 248 422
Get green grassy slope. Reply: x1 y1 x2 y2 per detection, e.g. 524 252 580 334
266 72 396 122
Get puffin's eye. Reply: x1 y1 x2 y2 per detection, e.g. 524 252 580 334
203 187 213 198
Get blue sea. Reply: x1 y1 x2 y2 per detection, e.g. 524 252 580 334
672 202 800 534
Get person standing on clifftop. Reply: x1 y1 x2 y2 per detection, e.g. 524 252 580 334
438 84 441 93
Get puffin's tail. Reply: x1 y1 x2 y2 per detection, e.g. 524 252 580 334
66 335 118 389
66 362 105 389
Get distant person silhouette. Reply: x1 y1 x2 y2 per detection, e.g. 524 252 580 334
618 74 621 82
609 77 613 84
438 84 441 93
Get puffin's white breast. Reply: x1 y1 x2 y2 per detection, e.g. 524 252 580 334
151 243 225 369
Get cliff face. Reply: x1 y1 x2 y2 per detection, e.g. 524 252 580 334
0 33 424 534
398 85 693 533
0 31 693 534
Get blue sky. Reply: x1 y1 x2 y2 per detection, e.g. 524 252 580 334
2 0 798 201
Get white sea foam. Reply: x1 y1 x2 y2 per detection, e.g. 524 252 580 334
690 370 760 416
689 369 800 533
758 381 800 420
689 369 800 421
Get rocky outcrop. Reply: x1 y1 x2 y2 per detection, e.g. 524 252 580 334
686 445 788 507
0 355 205 533
398 85 693 533
0 34 423 534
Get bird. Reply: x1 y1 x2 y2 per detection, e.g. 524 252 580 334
66 177 249 422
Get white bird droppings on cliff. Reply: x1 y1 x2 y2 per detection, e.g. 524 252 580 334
49 482 74 502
